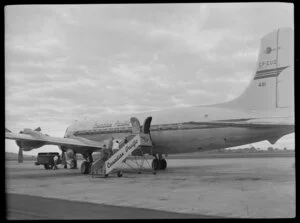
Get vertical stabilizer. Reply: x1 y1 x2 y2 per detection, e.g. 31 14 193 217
222 27 294 110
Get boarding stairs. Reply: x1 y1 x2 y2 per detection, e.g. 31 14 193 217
90 117 153 177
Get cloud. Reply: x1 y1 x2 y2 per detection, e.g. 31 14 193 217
5 3 294 155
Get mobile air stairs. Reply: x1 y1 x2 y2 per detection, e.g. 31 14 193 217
90 117 154 178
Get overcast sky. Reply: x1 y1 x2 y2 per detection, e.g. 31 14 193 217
5 3 294 155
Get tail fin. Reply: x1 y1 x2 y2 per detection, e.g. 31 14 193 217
222 27 294 111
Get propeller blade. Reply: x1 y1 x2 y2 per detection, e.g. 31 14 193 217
18 147 23 163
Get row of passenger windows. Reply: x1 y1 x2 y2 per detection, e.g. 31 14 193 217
73 123 207 135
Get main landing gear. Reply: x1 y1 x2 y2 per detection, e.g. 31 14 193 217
151 154 167 171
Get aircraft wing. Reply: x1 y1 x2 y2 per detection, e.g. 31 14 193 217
5 129 105 151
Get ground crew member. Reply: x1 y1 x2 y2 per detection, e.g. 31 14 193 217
53 155 58 170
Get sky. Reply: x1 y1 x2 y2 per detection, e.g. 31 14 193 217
5 3 294 155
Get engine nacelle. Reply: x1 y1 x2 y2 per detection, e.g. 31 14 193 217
16 128 47 151
66 149 76 159
15 140 45 151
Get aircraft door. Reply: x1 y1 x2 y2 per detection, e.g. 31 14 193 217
143 117 152 134
130 117 141 134
130 116 152 134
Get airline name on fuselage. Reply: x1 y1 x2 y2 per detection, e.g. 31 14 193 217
93 120 131 129
125 139 138 153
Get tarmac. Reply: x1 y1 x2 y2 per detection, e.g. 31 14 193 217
5 156 295 219
6 193 210 219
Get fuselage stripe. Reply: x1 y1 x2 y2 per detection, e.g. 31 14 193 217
254 66 289 80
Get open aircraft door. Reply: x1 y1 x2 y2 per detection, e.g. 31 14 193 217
143 117 152 134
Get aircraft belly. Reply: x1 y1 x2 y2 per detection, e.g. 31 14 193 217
150 125 293 154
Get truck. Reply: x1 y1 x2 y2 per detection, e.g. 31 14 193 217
35 152 62 169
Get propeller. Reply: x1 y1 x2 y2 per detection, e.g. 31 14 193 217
16 131 24 163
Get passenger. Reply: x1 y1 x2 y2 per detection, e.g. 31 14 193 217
112 140 120 154
99 145 107 162
98 139 114 168
53 155 58 170
100 145 110 162
107 139 114 157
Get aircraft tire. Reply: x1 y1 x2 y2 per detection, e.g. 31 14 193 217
80 161 90 174
117 171 123 177
152 158 161 170
70 159 77 169
160 159 167 170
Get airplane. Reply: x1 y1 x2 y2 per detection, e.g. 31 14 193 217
5 27 294 175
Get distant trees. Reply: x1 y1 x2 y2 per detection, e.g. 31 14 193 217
218 146 291 153
215 146 294 153
218 148 226 153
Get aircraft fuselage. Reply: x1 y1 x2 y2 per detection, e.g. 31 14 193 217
63 106 294 156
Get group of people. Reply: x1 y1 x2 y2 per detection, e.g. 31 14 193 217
100 139 120 163
51 138 121 170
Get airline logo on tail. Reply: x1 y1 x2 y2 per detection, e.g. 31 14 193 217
264 46 280 54
254 66 289 80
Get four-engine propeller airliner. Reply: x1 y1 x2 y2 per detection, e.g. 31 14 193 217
5 27 294 174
